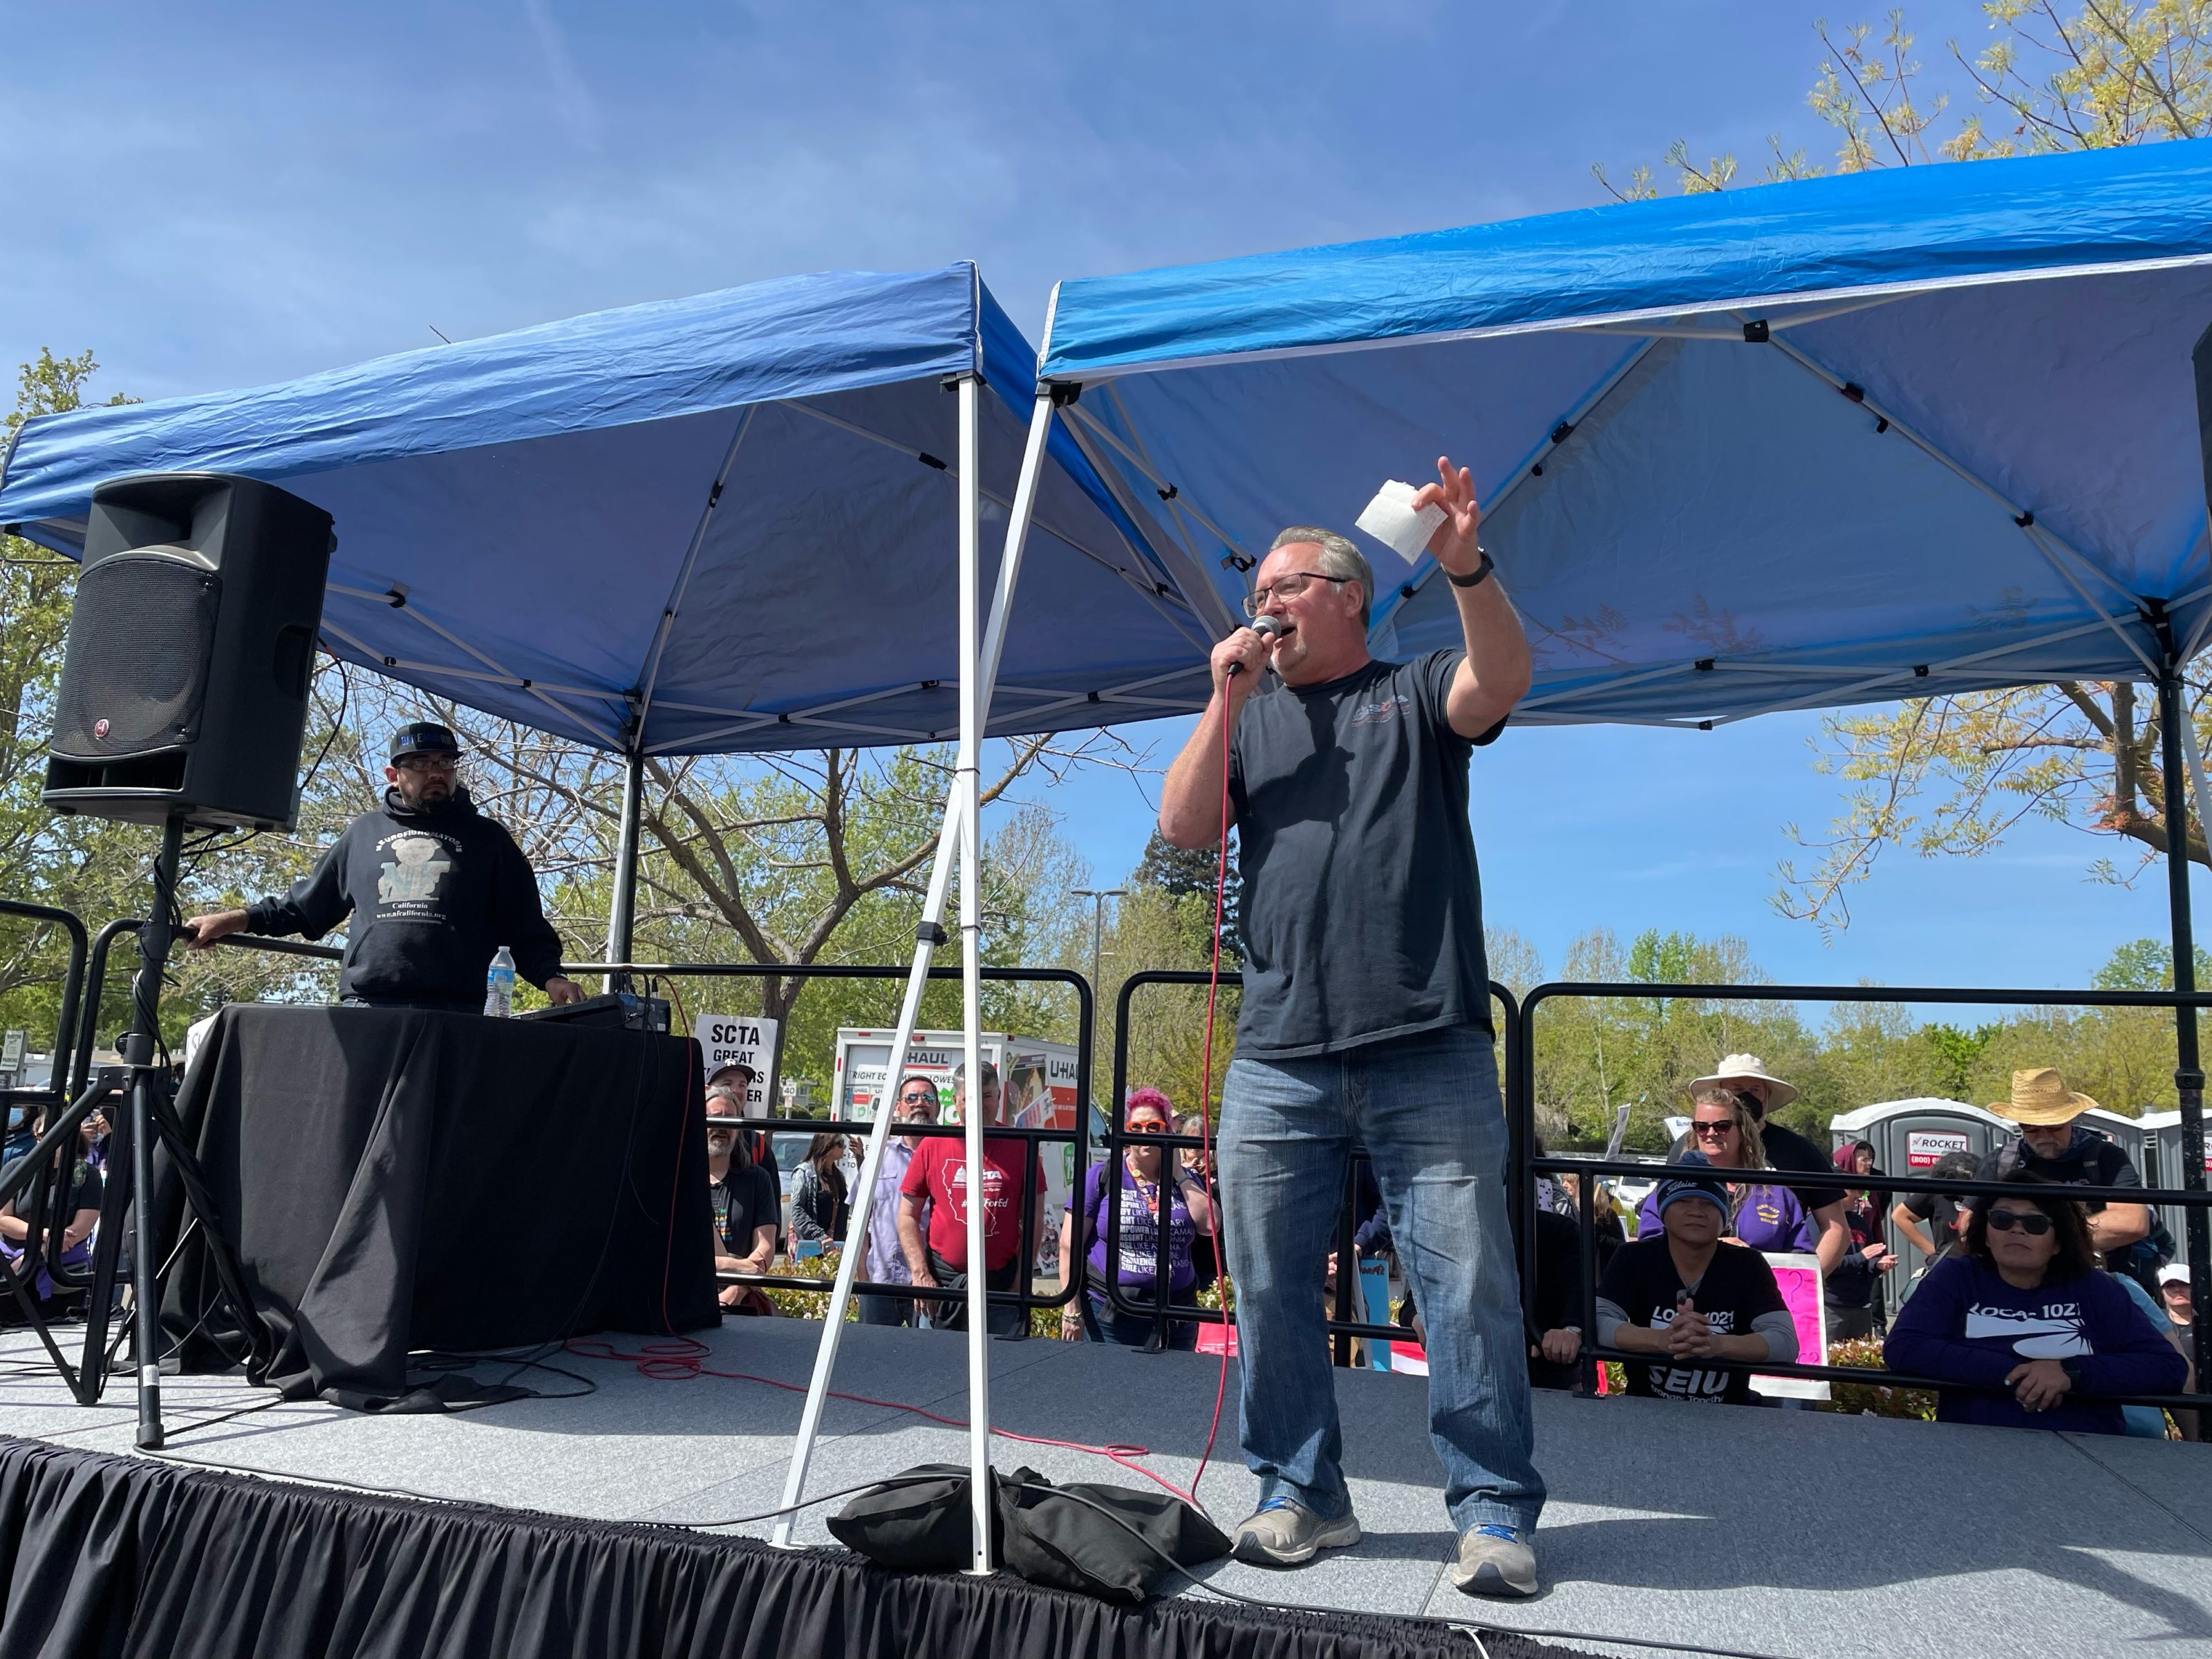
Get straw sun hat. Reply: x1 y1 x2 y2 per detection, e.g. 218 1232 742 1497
1988 1067 2099 1127
1691 1053 1799 1108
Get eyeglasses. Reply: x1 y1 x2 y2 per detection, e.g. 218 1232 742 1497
1127 1120 1168 1135
1985 1209 2054 1236
396 754 459 773
1241 572 1353 617
898 1091 937 1105
1691 1120 1737 1138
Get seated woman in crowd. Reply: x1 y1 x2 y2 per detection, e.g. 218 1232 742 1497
1597 1153 1799 1405
0 1109 104 1318
789 1132 852 1250
1060 1088 1215 1348
1636 1085 1817 1257
706 1089 778 1315
1824 1138 1897 1341
1884 1176 2186 1435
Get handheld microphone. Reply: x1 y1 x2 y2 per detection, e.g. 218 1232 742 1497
1227 613 1282 677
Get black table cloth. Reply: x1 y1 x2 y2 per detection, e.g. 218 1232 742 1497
160 1004 716 1405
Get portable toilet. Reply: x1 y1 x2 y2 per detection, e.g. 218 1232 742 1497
2138 1110 2206 1252
1830 1099 2011 1320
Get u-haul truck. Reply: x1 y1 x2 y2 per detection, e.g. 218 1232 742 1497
832 1028 1086 1272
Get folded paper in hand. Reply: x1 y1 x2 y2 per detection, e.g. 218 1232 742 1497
1354 480 1445 566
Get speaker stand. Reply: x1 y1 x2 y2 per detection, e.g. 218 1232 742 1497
101 813 270 1447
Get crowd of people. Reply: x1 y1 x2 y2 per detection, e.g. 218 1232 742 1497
702 1045 2204 1443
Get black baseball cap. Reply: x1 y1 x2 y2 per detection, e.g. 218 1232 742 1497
390 722 462 764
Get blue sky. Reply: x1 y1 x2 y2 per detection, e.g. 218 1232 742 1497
5 0 2192 996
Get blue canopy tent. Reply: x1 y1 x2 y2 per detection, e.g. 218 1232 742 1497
0 261 1225 1561
0 263 1224 759
1038 139 2212 727
1033 135 2212 1396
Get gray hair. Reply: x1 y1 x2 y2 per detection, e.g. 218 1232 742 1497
1268 525 1374 627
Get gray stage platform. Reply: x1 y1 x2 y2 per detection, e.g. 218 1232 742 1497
0 1318 2206 1658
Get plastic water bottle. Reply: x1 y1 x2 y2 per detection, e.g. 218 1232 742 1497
485 946 516 1018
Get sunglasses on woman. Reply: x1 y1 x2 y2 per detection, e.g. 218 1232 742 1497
1985 1209 2054 1236
1691 1120 1736 1139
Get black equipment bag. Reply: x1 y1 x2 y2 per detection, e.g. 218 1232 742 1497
827 1462 1232 1604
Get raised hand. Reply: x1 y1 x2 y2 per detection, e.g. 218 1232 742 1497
1409 456 1483 577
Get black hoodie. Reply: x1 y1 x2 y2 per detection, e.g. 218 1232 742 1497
247 787 566 1007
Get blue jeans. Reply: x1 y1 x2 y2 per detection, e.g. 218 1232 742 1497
856 1293 916 1327
1087 1288 1201 1349
1219 1023 1544 1535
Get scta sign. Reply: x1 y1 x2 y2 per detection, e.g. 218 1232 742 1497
695 1015 780 1117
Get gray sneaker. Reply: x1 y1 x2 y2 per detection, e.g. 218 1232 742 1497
1452 1524 1538 1597
1230 1497 1362 1566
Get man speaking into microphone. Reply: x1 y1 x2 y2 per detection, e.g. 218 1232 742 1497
1157 457 1541 1597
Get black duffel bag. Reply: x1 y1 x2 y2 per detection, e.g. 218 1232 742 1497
827 1462 1231 1604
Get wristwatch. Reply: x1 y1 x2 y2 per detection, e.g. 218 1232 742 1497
2059 1356 2084 1386
1445 548 1495 589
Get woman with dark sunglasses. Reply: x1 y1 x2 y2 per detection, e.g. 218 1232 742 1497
1884 1176 2184 1434
1634 1086 1817 1257
1061 1088 1217 1347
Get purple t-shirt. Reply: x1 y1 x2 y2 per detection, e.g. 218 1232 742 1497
1074 1161 1197 1291
1637 1181 1817 1254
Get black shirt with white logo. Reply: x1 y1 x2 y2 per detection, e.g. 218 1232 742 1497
1597 1235 1786 1405
247 787 565 1006
1228 651 1501 1057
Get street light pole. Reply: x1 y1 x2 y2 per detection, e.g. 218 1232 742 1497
1071 888 1126 994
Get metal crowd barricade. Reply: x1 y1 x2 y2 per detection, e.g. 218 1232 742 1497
1515 980 2212 1422
1098 969 1523 1355
0 899 93 1301
559 959 1094 1320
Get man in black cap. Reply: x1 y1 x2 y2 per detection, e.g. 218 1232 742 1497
184 722 583 1013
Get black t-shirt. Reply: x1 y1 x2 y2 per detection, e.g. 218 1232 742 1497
1762 1121 1846 1219
1596 1235 1785 1405
1228 651 1500 1056
1900 1188 1969 1259
711 1163 780 1257
1975 1134 2140 1213
1529 1210 1586 1391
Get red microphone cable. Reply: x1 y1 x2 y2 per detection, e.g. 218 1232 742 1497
1186 677 1239 1504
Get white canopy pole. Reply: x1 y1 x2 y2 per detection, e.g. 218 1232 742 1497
769 388 1058 1559
954 370 994 1574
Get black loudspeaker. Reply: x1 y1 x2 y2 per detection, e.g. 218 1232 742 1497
44 473 334 830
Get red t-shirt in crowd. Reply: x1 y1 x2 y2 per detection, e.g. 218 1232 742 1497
899 1136 1043 1272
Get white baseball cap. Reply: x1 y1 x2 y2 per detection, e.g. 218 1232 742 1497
2159 1263 2191 1288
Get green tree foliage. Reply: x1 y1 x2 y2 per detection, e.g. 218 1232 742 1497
1132 828 1241 962
1084 850 1241 1121
1526 926 2199 1149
